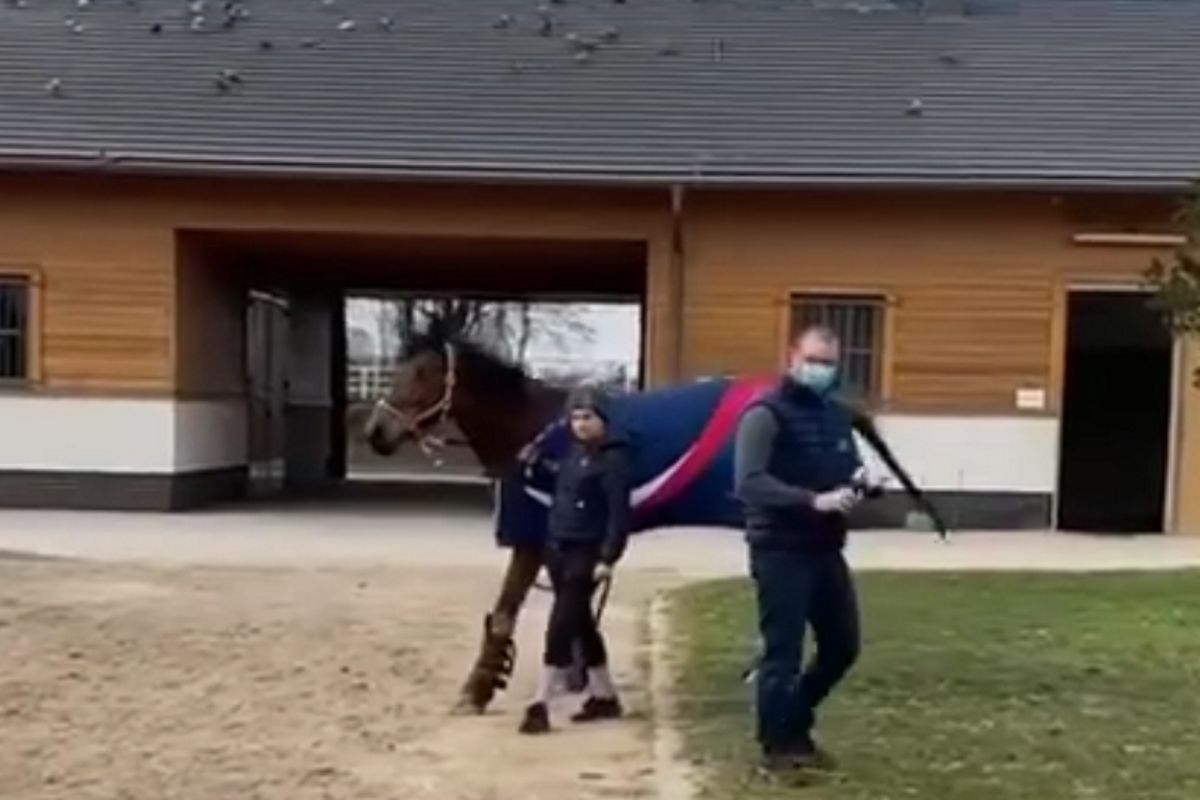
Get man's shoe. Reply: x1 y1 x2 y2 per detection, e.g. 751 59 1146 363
518 702 551 734
570 696 623 723
760 739 838 772
792 736 839 771
760 751 801 774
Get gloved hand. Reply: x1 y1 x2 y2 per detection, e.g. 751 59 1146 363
851 466 886 499
811 487 859 514
594 562 614 583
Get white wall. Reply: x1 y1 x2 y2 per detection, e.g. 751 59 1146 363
0 397 1059 493
174 399 247 471
0 396 246 473
855 414 1059 494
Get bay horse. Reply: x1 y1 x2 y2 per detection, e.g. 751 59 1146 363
363 329 947 714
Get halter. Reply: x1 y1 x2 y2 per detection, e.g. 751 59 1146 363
373 342 458 462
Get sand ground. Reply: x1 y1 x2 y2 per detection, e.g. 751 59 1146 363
0 552 660 800
2 503 1199 799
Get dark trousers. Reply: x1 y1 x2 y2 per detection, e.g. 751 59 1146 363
749 546 861 753
543 541 608 669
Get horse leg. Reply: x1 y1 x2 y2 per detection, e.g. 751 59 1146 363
455 545 543 714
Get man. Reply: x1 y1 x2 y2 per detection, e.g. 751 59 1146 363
734 324 877 771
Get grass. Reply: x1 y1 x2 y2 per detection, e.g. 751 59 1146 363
669 570 1200 800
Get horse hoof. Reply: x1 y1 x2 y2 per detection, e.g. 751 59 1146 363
451 695 486 716
469 681 499 711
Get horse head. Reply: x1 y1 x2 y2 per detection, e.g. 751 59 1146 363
363 326 555 471
364 330 458 457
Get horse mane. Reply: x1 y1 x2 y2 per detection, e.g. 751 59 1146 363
403 328 532 402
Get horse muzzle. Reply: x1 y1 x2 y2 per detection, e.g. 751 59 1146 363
364 423 402 456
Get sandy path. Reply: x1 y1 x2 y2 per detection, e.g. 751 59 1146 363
0 554 658 800
4 505 1199 799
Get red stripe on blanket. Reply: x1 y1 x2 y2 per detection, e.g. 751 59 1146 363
634 377 773 514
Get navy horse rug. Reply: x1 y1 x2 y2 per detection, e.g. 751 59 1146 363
494 376 778 548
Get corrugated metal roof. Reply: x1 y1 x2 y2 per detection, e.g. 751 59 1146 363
2 0 1200 188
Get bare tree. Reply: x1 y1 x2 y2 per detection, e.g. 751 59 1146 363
392 296 598 371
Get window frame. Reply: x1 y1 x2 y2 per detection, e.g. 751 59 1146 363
782 289 894 407
0 266 42 387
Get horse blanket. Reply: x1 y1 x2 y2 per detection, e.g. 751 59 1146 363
494 375 791 548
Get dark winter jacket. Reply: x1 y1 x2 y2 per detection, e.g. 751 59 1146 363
547 435 632 566
734 377 862 552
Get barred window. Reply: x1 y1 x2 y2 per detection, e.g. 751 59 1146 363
790 293 886 403
0 277 29 380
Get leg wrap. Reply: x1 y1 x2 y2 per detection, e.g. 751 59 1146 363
458 612 516 712
455 547 542 713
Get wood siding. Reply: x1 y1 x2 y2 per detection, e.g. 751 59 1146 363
680 191 1167 415
2 176 1172 406
1178 339 1200 535
0 201 173 392
174 236 247 399
0 175 675 392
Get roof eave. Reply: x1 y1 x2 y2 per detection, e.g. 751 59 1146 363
0 150 1192 194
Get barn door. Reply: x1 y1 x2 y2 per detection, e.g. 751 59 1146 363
246 290 290 498
1057 289 1173 532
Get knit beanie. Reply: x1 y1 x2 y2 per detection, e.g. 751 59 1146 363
566 385 611 422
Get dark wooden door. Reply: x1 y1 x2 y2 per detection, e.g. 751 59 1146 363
246 290 289 497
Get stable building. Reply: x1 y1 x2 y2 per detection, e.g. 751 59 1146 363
0 0 1198 533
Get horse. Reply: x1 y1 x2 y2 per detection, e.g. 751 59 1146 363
362 328 948 714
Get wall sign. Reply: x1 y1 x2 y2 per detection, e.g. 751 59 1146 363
1015 387 1047 411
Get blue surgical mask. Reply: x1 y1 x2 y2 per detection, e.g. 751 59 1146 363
789 361 838 395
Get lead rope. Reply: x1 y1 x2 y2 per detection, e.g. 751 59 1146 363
521 420 565 597
592 572 612 624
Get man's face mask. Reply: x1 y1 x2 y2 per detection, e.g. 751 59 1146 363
789 359 839 395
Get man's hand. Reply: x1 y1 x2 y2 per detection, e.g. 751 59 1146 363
812 487 859 515
851 467 886 499
594 563 614 583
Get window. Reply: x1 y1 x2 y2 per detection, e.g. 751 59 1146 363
0 276 29 381
790 293 887 403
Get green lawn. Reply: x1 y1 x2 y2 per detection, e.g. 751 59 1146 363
669 571 1200 800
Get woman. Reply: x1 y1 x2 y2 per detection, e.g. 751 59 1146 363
519 386 631 735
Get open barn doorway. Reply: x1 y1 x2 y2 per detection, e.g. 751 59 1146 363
344 294 644 483
1056 289 1175 532
179 230 648 505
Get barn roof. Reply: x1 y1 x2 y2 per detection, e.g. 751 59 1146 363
2 0 1200 189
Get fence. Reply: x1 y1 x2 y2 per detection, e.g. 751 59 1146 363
346 358 640 402
347 362 391 402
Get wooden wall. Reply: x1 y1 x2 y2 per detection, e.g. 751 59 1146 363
0 175 676 393
0 194 173 393
2 176 1174 407
174 236 246 399
1178 340 1200 534
679 191 1169 415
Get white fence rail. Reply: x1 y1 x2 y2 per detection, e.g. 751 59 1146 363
347 363 391 402
347 358 639 401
